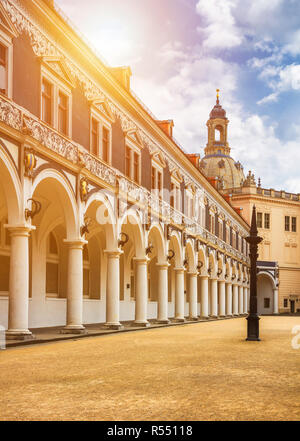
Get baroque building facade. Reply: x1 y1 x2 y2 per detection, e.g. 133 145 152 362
0 0 250 340
199 94 299 315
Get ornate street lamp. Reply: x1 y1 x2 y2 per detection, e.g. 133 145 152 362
245 205 263 341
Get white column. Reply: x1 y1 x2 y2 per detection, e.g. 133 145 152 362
134 258 150 327
104 250 123 330
238 285 244 315
188 272 198 320
226 283 233 316
210 278 218 318
156 263 169 324
273 288 279 314
6 226 34 340
174 268 185 322
243 286 248 314
233 284 239 316
200 276 209 319
61 240 86 334
218 280 226 317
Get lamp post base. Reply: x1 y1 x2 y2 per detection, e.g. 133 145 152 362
246 315 261 341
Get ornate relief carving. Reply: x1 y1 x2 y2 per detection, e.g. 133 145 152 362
0 98 22 130
81 152 116 186
23 116 78 163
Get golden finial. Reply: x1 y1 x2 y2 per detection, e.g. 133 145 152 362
216 88 220 102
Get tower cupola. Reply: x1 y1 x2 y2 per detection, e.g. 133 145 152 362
205 89 230 157
199 90 245 190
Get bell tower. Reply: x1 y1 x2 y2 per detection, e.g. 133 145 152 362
205 89 230 157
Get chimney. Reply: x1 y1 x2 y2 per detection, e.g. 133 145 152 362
234 207 243 216
186 153 201 168
155 120 174 138
108 66 132 91
207 177 218 188
223 194 231 204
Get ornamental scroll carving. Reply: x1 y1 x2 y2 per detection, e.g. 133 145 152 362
23 116 78 164
81 152 116 186
0 98 22 130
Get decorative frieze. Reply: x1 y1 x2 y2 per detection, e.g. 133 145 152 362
0 98 22 130
23 116 78 164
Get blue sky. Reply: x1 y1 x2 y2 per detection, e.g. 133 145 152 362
57 0 300 192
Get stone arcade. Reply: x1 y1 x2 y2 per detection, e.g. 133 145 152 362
0 0 250 340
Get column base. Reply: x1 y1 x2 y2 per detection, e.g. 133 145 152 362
60 326 87 335
103 323 124 331
188 316 199 321
200 316 209 320
156 319 170 324
226 314 233 318
219 314 226 318
131 321 150 328
211 315 219 319
172 317 186 323
233 314 239 317
5 330 35 341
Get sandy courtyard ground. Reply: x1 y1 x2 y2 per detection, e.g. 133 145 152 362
0 316 299 421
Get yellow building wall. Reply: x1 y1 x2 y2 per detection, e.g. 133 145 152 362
231 192 300 313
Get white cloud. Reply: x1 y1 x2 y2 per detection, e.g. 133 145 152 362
196 0 243 49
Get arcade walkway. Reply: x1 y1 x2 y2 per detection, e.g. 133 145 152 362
0 317 299 421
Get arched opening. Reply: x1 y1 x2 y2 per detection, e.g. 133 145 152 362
257 272 275 315
148 224 166 319
30 171 78 327
214 125 224 143
119 210 145 320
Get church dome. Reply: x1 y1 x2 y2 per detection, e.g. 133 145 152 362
200 155 245 190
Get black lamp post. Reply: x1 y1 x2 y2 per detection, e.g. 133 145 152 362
245 205 263 341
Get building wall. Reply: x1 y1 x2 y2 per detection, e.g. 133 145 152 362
230 190 300 314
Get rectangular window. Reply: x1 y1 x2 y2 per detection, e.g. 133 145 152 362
133 152 139 183
91 118 99 156
292 217 297 232
125 146 131 178
170 183 175 208
264 298 270 308
157 171 162 192
58 91 68 135
42 78 52 125
0 43 7 95
151 167 155 190
264 213 270 229
284 299 288 308
285 216 290 231
102 126 109 163
257 212 263 228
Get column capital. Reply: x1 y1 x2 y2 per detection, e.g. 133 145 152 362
64 238 88 249
174 267 185 273
134 257 149 265
156 261 170 269
199 274 209 279
218 279 226 284
104 249 123 257
4 224 36 236
187 271 198 277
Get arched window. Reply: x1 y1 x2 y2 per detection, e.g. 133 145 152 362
214 125 223 142
46 232 59 297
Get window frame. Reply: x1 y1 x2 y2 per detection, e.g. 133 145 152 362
90 107 112 163
125 139 141 184
291 216 297 233
170 177 181 211
0 31 13 98
40 66 72 137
